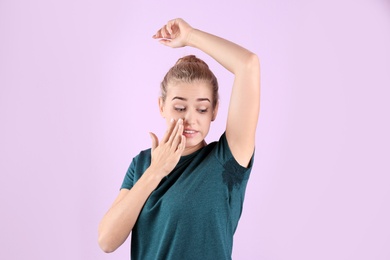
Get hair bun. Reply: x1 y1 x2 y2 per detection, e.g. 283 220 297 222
160 54 219 108
176 55 208 67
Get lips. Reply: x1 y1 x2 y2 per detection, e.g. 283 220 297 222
183 129 198 137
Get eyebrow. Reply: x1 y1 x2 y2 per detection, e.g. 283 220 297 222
172 96 211 102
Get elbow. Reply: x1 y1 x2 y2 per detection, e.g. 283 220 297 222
98 218 131 253
98 233 118 253
235 52 260 75
246 52 260 71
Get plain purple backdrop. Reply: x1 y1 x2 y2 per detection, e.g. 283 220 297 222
1 0 389 259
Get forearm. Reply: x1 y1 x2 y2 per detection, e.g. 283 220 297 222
187 28 259 75
98 167 163 253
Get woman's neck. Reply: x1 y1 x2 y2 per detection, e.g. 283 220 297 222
182 140 207 156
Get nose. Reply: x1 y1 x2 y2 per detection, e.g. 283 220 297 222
183 110 195 126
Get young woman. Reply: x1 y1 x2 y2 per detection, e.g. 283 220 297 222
98 18 260 259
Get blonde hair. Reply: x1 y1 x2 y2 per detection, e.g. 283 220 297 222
160 55 219 108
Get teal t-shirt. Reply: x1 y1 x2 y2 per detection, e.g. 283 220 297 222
121 133 254 260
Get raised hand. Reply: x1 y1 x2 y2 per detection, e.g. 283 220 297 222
149 119 186 177
152 18 194 48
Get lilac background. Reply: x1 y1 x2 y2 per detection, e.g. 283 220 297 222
1 0 389 259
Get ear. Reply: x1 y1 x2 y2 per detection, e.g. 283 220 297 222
158 97 165 118
211 101 219 121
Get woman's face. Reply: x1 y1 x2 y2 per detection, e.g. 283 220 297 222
159 81 218 155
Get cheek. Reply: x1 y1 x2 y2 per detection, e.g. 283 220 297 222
163 110 182 124
201 114 213 125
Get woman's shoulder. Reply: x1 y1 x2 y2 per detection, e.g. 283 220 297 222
213 132 255 170
131 148 152 167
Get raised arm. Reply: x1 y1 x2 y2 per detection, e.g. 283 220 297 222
153 18 260 167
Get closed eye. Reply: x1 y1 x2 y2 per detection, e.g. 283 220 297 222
198 109 208 113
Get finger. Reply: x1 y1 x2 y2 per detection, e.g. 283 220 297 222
158 39 173 47
170 124 183 150
164 25 173 38
149 132 159 152
161 26 170 38
166 23 173 35
153 27 167 39
161 118 176 143
175 135 186 154
166 19 179 39
153 29 162 39
167 118 183 144
167 18 178 28
180 135 186 151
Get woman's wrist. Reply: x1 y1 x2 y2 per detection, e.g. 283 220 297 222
185 28 197 47
144 165 167 183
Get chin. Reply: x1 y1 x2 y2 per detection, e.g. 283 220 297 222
185 138 205 149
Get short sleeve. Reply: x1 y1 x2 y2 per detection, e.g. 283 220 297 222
120 157 136 190
120 149 151 190
214 132 254 192
215 132 254 170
